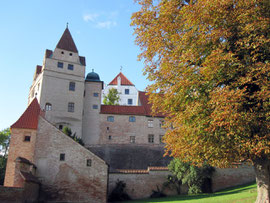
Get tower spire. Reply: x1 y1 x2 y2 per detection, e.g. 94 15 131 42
66 22 69 28
56 26 78 53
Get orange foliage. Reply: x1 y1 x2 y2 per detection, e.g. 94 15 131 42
132 0 270 167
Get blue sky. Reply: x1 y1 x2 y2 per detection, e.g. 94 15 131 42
0 0 149 130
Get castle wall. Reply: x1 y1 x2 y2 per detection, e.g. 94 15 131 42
88 145 172 170
99 114 166 145
108 164 255 200
4 128 37 187
34 117 108 203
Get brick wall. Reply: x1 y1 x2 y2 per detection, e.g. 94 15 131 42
4 128 37 187
34 117 108 203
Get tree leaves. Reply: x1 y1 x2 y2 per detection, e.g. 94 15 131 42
132 0 270 167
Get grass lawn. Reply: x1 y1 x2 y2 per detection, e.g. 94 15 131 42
123 182 257 203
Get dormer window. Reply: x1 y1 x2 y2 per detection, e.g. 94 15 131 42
68 64 74 70
57 62 63 68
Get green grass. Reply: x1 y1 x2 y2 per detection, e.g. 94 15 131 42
123 182 257 203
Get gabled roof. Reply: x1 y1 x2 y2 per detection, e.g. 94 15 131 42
108 72 134 86
56 28 78 53
11 98 43 130
100 91 165 117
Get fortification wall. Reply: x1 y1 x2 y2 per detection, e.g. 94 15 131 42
89 144 172 170
34 117 108 203
109 164 255 200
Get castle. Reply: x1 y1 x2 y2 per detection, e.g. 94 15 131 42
2 27 255 203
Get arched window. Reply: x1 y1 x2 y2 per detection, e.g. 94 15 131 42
45 103 52 111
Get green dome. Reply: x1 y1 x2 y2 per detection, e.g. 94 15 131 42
85 70 100 82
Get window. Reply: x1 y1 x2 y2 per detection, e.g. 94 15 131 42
61 51 64 54
129 116 136 122
128 99 133 105
107 116 114 122
86 159 92 167
68 64 74 70
69 53 73 56
59 125 63 130
57 62 63 68
159 135 164 144
108 135 112 140
130 136 135 143
68 102 74 112
69 82 75 91
24 135 31 142
60 153 65 161
125 89 130 95
45 103 52 111
93 92 99 97
148 134 154 143
148 120 153 128
93 105 98 109
106 127 109 132
159 120 164 128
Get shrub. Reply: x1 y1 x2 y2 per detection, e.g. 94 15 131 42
108 180 131 202
168 159 215 194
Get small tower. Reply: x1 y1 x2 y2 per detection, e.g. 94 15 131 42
28 27 86 138
82 70 103 146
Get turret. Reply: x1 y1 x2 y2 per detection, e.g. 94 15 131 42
82 70 103 146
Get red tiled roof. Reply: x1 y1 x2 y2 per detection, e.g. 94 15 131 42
100 91 165 117
11 98 43 130
108 72 134 86
111 166 169 174
100 105 146 116
45 49 53 58
79 56 86 66
56 28 78 53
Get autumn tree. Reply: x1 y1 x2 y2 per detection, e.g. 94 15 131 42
103 88 120 105
131 0 270 201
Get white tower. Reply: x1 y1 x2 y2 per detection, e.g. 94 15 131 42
28 27 86 138
82 70 103 146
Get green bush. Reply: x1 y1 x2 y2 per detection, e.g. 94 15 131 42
168 159 215 194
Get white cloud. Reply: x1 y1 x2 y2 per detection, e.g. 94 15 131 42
96 21 117 29
83 11 118 29
83 13 99 22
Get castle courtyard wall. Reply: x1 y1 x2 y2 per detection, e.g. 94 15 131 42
109 164 255 200
34 117 108 203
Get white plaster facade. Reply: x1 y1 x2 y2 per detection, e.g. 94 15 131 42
102 73 139 106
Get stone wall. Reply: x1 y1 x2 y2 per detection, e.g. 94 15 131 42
212 163 255 192
109 164 255 200
89 145 172 170
35 117 108 203
0 182 39 203
99 114 166 145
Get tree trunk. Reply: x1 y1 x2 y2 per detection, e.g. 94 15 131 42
254 158 270 203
